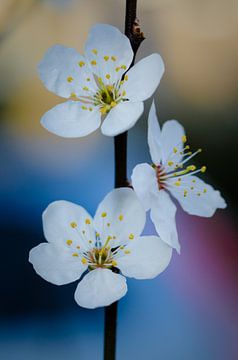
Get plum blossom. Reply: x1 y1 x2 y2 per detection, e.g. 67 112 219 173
38 24 164 138
29 188 172 309
131 102 227 253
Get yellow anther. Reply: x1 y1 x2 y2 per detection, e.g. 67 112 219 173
124 250 131 255
122 90 126 97
78 61 85 67
101 212 107 218
107 236 112 241
187 165 196 171
182 135 187 143
70 92 77 98
96 232 100 237
100 106 108 114
89 107 93 111
107 223 111 227
111 260 117 266
174 181 181 186
81 105 87 110
70 222 77 228
81 257 87 265
120 246 125 250
83 86 89 91
88 240 92 244
173 147 178 153
110 101 117 108
188 152 192 155
67 76 74 83
185 145 190 150
120 80 124 86
192 179 196 183
121 65 127 70
66 239 72 245
92 49 98 55
190 186 194 190
184 190 188 197
111 56 117 61
201 166 207 173
104 56 109 61
72 253 79 257
91 60 97 66
85 218 91 224
203 188 207 193
124 75 128 81
198 148 202 153
105 74 111 80
86 77 91 81
115 67 120 72
168 161 174 166
76 245 80 249
118 214 123 221
129 233 134 240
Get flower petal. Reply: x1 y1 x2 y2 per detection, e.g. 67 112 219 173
168 175 227 217
148 101 162 165
29 243 86 285
131 163 158 211
122 54 164 102
94 188 146 248
117 235 172 279
38 45 97 98
42 200 95 251
84 24 133 85
74 268 127 309
150 190 180 253
161 120 185 165
101 101 144 136
41 101 101 138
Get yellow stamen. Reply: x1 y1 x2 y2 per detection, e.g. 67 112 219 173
85 218 91 224
129 233 134 240
92 49 98 55
78 61 85 67
83 86 89 91
182 135 187 143
124 250 131 254
66 240 72 245
101 212 107 218
201 166 206 173
81 257 87 264
111 56 116 61
118 214 123 221
67 76 73 83
111 260 117 266
70 222 77 228
106 74 111 79
72 253 79 257
91 60 97 66
104 56 109 61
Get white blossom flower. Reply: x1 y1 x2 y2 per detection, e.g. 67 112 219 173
38 24 164 138
131 102 227 253
29 188 172 309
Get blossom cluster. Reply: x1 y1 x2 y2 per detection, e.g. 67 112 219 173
29 24 226 308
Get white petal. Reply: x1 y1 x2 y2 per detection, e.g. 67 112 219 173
74 268 127 309
117 235 172 279
148 101 162 165
131 163 158 211
101 101 144 136
41 101 101 138
150 190 180 253
122 54 164 102
29 243 86 285
168 175 227 217
85 24 133 85
161 120 185 165
38 45 97 98
94 188 146 248
42 200 95 250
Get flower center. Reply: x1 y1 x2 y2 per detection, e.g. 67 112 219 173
153 136 207 196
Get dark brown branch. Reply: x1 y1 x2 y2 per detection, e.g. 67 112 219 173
104 1 145 360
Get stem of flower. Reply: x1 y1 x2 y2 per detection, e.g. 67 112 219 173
103 1 145 360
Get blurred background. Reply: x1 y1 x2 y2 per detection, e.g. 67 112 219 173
0 0 237 359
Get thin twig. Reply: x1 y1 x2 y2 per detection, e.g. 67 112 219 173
103 1 145 359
